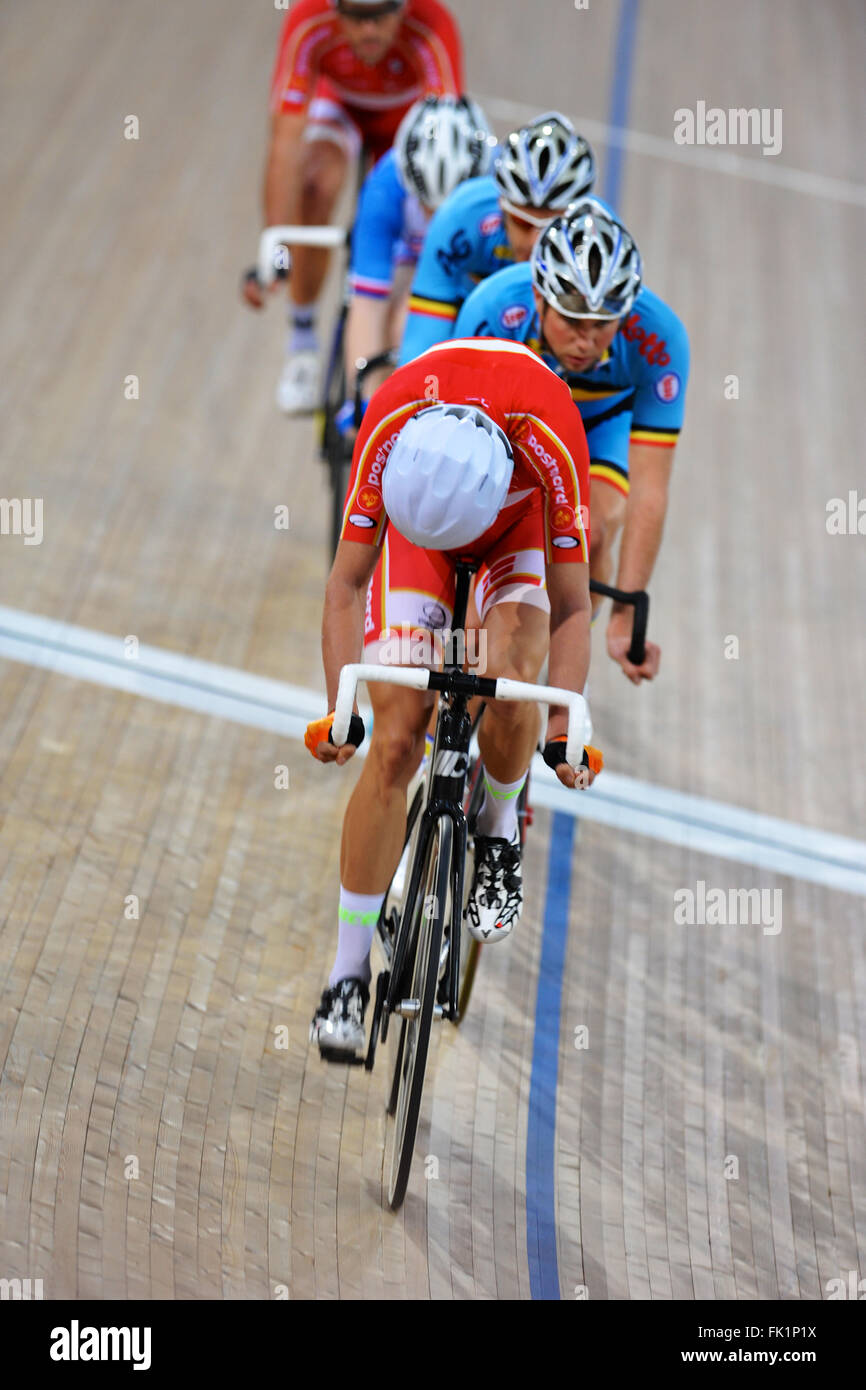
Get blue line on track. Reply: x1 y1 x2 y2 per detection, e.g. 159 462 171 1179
526 811 575 1301
525 0 640 1301
603 0 641 207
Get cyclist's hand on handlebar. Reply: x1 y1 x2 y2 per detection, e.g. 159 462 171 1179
240 266 284 311
542 737 603 789
304 711 366 765
607 613 661 685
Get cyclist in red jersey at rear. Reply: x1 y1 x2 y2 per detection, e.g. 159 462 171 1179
303 338 600 1057
243 0 463 414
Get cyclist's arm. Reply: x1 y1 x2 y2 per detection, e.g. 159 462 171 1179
345 297 392 398
546 563 592 739
263 110 310 227
322 540 381 710
345 159 405 394
612 441 675 595
265 4 321 226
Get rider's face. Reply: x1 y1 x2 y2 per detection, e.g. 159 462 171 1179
337 4 404 65
533 290 620 372
502 207 560 261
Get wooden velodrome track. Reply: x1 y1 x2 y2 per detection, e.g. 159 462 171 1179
1 0 865 1301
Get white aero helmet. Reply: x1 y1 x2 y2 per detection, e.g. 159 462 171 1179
495 111 595 212
383 403 514 550
393 95 497 209
531 197 643 319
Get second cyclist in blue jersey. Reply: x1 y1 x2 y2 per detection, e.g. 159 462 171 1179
397 111 597 364
339 95 497 427
454 198 690 682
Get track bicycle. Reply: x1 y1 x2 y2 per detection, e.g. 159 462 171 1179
330 561 644 1209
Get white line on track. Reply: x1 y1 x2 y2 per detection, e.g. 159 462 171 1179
481 95 866 209
2 604 864 897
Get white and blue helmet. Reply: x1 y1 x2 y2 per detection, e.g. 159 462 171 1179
531 197 642 319
495 111 595 211
383 403 513 550
394 95 497 209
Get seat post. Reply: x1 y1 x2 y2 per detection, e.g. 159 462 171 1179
446 560 479 669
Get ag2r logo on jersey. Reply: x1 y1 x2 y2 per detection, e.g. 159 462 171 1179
435 229 472 276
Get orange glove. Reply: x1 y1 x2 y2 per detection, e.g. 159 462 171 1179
583 744 604 776
305 712 335 760
542 736 604 779
304 711 366 761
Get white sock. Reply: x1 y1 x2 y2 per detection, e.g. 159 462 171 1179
475 768 526 840
288 306 318 354
329 887 384 987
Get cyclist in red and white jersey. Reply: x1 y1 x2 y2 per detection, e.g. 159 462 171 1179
303 338 599 1056
244 0 463 414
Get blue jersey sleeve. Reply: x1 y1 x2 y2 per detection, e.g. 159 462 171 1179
350 152 407 299
621 291 690 441
398 177 504 365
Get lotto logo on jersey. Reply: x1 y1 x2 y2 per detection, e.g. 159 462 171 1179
480 212 501 236
500 304 529 330
552 504 574 530
357 487 380 512
654 371 681 403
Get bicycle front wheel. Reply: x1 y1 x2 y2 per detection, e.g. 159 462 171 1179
386 815 451 1210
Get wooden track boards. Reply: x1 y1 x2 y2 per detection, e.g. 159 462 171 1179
1 0 864 1299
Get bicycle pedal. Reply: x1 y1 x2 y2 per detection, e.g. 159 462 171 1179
318 1046 366 1067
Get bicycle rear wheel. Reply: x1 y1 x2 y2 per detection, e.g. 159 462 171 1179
386 815 451 1209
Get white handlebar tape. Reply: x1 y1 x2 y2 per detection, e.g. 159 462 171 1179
331 665 588 767
257 225 347 285
331 664 431 747
492 679 589 769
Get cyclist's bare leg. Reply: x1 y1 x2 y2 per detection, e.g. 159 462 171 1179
589 478 627 614
339 680 434 893
475 601 549 781
290 138 349 309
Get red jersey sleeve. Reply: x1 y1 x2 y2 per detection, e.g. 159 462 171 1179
269 0 333 116
403 0 464 94
508 373 591 565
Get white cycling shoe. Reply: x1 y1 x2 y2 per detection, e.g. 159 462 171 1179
310 977 369 1058
465 831 523 943
276 348 319 415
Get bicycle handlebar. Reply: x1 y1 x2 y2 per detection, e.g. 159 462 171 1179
333 664 590 770
588 580 649 665
257 224 347 286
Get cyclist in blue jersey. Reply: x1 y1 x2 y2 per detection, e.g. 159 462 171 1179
398 111 596 365
454 198 690 684
337 94 496 432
